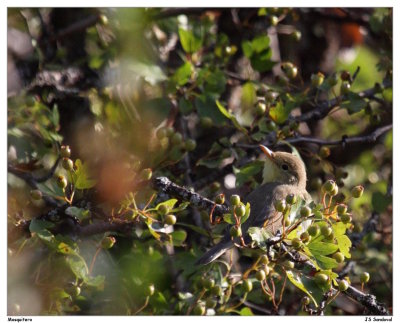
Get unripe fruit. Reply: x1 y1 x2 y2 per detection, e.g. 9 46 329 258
255 269 266 281
283 260 295 269
203 278 215 290
235 204 246 217
314 273 329 285
156 127 168 139
311 72 325 87
286 194 297 205
193 303 205 315
255 102 266 116
328 184 339 196
302 296 310 305
56 175 68 189
25 96 36 107
144 284 155 297
291 30 302 42
230 195 241 206
266 120 277 131
351 185 364 198
319 146 330 158
292 237 302 249
185 139 197 151
274 199 286 212
337 204 348 215
333 252 345 263
158 204 169 216
270 15 279 26
165 127 175 137
300 231 311 243
314 210 323 220
211 285 222 296
328 73 339 86
340 213 352 224
300 206 312 218
200 117 213 128
171 132 183 145
308 224 320 237
230 226 242 238
243 279 253 292
62 158 74 171
210 182 221 192
60 145 71 158
99 14 108 25
101 236 116 249
140 168 152 180
338 279 349 291
360 272 370 283
30 189 42 200
215 194 225 205
321 226 332 237
284 218 291 227
160 137 169 149
165 214 177 225
322 180 336 194
340 81 351 95
206 298 217 309
260 255 269 265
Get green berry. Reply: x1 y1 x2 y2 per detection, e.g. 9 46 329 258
165 214 177 225
140 168 152 180
243 279 253 292
328 73 339 86
210 182 221 192
144 284 155 297
282 63 298 79
283 260 295 269
314 273 329 285
318 146 330 158
99 14 108 25
300 231 311 243
351 185 364 198
300 206 312 218
340 213 352 224
230 226 242 238
66 284 81 297
270 15 279 26
338 279 349 291
56 175 68 189
292 237 302 249
255 102 266 116
284 218 291 227
60 145 71 158
211 285 222 296
337 204 348 215
30 189 42 200
314 210 323 220
203 278 215 289
321 226 332 237
286 194 297 205
230 195 241 206
360 272 370 283
165 127 175 137
328 184 339 196
322 180 335 193
206 298 217 309
266 120 277 131
308 224 320 237
160 137 169 149
185 139 197 151
62 158 74 171
200 117 213 128
158 204 169 216
311 72 325 87
193 303 205 315
156 127 168 139
255 269 266 281
274 199 286 212
215 194 225 205
260 255 269 265
340 81 351 95
171 132 183 145
291 30 302 42
333 252 345 263
235 204 246 217
25 96 36 107
101 236 116 249
302 296 310 305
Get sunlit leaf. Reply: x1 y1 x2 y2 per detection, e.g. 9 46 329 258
286 270 318 306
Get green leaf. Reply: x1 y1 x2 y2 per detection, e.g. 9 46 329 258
371 191 391 212
223 213 235 225
29 219 56 245
286 270 318 306
172 61 192 86
66 256 88 280
156 199 178 210
234 160 264 187
248 227 273 247
314 254 339 269
269 100 291 124
382 88 392 102
307 241 338 256
341 92 368 114
171 201 190 213
336 235 352 258
251 35 270 53
86 275 105 289
241 82 257 110
176 223 209 237
57 242 76 255
198 68 226 94
239 307 254 316
71 159 97 190
216 100 248 134
171 230 187 246
195 94 226 125
65 206 91 222
241 41 253 58
178 28 202 53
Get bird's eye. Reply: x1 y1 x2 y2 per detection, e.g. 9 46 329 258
281 164 289 171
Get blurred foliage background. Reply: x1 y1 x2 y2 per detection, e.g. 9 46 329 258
7 8 392 315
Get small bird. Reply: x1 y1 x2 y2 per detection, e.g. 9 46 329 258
196 145 311 265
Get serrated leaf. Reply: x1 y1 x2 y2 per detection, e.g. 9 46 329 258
308 241 338 256
178 28 202 53
239 307 254 316
248 227 273 246
216 100 248 134
286 270 318 306
72 159 96 190
269 101 290 124
336 235 352 258
157 199 178 210
314 254 339 269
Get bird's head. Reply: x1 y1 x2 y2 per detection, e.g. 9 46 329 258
260 145 307 189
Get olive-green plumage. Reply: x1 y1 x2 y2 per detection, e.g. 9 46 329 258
196 145 310 265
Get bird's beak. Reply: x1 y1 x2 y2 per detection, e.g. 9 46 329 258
259 145 275 160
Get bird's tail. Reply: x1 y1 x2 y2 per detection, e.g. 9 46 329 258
195 240 234 265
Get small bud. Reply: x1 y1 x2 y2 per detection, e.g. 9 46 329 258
318 146 331 158
60 145 71 158
144 284 155 297
338 280 349 291
333 252 345 263
243 279 253 292
328 73 339 86
337 204 348 215
158 204 169 216
360 272 370 283
206 298 217 309
255 102 266 116
283 260 295 269
210 182 221 192
321 226 332 237
292 237 302 249
291 30 302 42
62 158 74 171
230 195 241 206
235 204 246 217
340 71 351 81
322 180 336 194
215 194 225 205
302 296 310 305
200 117 213 128
156 127 168 139
185 139 197 151
308 224 320 237
56 175 68 189
340 81 351 95
99 14 109 25
255 269 266 281
351 185 364 198
171 132 183 145
101 236 116 249
300 231 311 243
311 72 325 87
203 278 215 290
193 303 205 316
260 254 269 265
265 91 278 103
270 15 279 26
165 214 177 225
230 226 242 237
211 285 222 296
